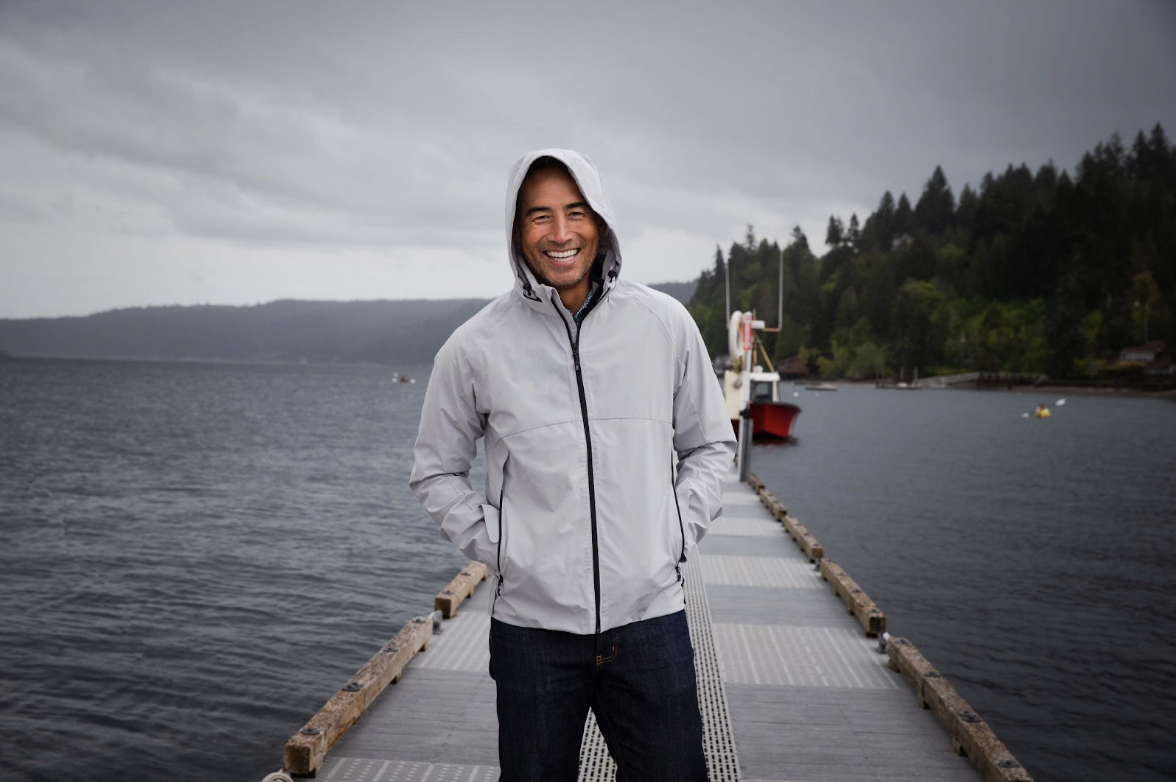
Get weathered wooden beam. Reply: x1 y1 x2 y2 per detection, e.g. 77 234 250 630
819 558 885 636
756 487 787 520
282 613 434 777
434 561 488 618
782 515 824 562
888 637 1034 782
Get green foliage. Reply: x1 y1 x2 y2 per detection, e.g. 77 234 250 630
686 125 1176 380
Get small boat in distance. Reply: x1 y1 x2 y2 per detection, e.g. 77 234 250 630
723 311 801 440
805 382 838 392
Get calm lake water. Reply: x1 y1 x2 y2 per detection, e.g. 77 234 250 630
1 358 1172 782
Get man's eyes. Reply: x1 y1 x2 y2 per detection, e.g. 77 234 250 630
530 210 587 223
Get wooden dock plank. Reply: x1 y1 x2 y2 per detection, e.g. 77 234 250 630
434 561 488 618
282 614 434 776
820 557 887 636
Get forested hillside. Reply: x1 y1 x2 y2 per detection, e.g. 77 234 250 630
0 283 695 364
688 125 1175 381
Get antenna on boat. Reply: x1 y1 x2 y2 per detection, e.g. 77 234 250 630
778 243 783 332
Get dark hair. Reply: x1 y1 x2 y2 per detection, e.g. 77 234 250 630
525 155 572 179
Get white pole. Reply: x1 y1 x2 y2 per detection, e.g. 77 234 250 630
737 314 754 482
778 245 783 330
724 253 731 330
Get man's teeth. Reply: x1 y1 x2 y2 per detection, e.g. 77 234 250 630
547 249 578 259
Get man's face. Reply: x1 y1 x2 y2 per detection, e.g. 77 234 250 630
515 168 601 307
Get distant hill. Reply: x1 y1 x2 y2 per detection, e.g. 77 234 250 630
648 280 696 304
0 281 696 364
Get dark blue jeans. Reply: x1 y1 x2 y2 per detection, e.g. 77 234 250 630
489 610 708 781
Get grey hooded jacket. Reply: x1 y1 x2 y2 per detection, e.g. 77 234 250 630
410 148 735 634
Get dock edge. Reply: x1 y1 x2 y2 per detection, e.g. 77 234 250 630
282 613 435 777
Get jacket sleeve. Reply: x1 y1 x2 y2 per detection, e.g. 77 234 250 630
409 334 499 570
672 308 737 558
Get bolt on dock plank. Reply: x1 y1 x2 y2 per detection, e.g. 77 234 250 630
279 471 1027 781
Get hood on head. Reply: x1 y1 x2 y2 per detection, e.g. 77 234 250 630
505 148 622 303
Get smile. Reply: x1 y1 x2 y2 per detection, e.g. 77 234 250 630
545 249 580 260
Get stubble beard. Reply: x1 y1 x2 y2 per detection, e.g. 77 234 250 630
528 262 589 293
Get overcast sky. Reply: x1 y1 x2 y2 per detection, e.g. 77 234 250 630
2 0 1174 319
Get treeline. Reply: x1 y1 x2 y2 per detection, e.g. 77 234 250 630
688 125 1176 380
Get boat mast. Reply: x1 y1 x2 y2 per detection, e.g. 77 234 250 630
778 244 783 332
724 249 731 330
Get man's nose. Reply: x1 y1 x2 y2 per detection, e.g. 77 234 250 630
551 216 573 243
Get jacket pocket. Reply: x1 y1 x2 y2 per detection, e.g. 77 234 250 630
486 450 510 613
480 503 501 548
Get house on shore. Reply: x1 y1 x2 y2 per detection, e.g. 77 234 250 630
1118 341 1172 374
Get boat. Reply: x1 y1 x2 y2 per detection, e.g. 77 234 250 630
805 383 838 392
723 311 801 440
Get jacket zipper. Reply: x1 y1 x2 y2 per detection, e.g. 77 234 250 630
552 297 602 637
671 456 686 583
492 462 507 616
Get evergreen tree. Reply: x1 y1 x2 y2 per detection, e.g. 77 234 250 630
956 184 979 236
825 215 844 249
846 214 862 252
868 190 897 250
790 225 809 253
894 193 915 237
914 165 956 236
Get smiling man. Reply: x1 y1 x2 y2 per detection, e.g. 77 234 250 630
411 149 735 780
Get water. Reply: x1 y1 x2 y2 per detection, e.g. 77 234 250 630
752 385 1176 782
0 360 1172 781
0 359 469 782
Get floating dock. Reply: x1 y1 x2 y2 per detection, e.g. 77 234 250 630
276 473 1031 782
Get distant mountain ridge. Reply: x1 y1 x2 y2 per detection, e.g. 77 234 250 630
0 281 696 364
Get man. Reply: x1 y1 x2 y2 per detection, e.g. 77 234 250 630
410 149 734 781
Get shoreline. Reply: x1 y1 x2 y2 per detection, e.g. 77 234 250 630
813 379 1176 399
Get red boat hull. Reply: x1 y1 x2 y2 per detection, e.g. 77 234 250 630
730 401 801 440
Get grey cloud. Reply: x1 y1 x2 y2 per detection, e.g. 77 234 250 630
1 0 1174 317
